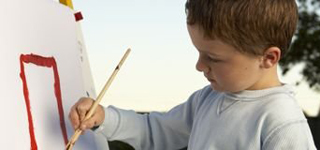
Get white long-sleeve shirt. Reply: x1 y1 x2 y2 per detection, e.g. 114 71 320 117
94 84 316 150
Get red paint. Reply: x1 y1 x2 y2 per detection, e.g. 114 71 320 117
20 54 68 150
74 11 83 22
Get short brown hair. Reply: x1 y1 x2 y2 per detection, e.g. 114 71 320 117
185 0 298 58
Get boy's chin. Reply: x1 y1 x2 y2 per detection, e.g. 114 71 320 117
209 83 224 92
209 83 241 93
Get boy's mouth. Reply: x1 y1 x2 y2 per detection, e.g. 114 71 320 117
207 78 215 82
204 74 215 82
205 76 215 82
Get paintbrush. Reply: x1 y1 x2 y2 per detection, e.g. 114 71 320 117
65 48 131 150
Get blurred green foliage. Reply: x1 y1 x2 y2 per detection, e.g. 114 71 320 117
279 0 320 91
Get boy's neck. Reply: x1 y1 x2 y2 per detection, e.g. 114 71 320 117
246 66 282 91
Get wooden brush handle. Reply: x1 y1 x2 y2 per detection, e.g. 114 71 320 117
65 48 131 150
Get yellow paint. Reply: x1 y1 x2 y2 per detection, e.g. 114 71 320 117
59 0 74 9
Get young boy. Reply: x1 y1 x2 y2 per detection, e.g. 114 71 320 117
69 0 317 149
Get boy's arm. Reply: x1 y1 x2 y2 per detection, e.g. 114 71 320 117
94 89 203 150
262 120 317 150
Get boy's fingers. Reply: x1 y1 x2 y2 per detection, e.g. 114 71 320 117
95 105 105 125
69 105 80 130
77 105 87 122
80 119 96 130
80 114 101 130
76 97 94 121
68 97 94 130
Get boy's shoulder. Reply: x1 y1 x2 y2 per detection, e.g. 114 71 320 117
196 85 221 102
260 85 304 119
254 84 305 122
255 85 308 141
187 85 221 111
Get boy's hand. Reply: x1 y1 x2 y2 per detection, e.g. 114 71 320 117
68 97 105 131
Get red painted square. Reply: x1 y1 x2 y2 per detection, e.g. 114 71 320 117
20 54 68 150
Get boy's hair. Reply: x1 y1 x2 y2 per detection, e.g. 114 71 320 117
185 0 298 58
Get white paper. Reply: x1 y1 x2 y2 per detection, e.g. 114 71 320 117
0 0 98 149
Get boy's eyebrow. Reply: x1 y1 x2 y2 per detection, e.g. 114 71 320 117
208 52 221 57
197 48 221 57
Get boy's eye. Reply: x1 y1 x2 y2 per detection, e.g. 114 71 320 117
207 56 221 63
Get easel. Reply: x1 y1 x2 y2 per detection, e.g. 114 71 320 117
59 0 74 9
58 0 96 99
58 0 99 149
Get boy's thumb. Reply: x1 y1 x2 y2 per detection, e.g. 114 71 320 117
80 117 98 130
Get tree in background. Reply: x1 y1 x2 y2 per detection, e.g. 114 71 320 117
279 0 320 148
280 0 320 92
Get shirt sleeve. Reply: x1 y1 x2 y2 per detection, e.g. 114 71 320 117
262 120 317 150
93 89 203 150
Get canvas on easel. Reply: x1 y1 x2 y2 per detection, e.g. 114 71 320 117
0 0 97 149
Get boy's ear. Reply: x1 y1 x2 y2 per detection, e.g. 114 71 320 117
260 47 281 69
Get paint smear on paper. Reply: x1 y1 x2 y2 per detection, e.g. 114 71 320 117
20 53 68 150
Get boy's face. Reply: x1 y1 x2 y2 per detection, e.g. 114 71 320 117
187 25 264 93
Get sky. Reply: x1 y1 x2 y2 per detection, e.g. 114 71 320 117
72 0 320 116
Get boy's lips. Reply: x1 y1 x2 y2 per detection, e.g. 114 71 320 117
207 78 215 82
204 75 215 82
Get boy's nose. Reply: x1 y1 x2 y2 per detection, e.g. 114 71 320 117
196 58 209 73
